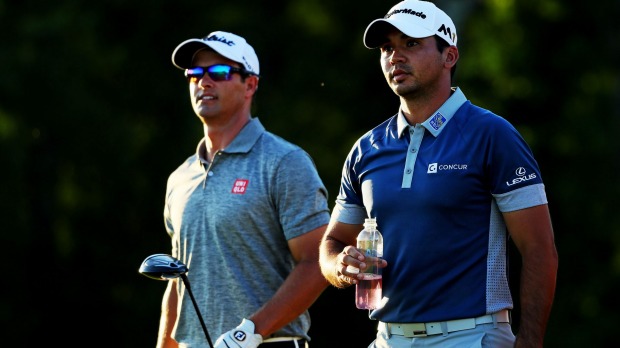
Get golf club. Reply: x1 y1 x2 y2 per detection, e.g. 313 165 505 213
139 253 214 348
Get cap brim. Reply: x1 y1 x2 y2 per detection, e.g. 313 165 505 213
363 18 435 49
171 40 211 70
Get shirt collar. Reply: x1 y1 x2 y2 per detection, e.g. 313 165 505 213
195 117 265 163
396 87 467 138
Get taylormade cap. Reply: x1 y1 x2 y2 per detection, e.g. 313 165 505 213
171 31 260 75
363 0 457 49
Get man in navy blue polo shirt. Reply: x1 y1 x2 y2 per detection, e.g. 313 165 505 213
319 1 558 347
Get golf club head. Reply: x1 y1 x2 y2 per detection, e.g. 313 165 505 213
139 253 188 280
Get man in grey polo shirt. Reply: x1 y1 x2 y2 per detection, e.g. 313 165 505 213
157 30 330 348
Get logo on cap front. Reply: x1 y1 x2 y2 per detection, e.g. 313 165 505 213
206 34 236 47
385 8 427 20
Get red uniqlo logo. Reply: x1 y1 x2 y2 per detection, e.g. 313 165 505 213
232 179 249 194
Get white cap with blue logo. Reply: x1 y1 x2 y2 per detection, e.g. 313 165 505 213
171 31 260 75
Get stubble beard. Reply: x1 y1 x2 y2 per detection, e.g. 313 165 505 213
392 81 421 100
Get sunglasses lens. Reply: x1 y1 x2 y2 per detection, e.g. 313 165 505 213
206 65 232 81
185 65 239 82
185 67 205 81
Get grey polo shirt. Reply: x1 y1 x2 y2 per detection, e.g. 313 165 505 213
164 118 330 345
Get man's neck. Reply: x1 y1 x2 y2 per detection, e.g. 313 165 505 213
400 86 453 125
202 114 251 161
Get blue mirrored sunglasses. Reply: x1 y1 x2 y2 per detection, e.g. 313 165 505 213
184 64 256 82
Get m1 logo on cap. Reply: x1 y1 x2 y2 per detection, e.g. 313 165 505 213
232 179 249 194
437 24 457 44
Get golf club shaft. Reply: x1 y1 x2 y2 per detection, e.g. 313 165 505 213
181 274 214 348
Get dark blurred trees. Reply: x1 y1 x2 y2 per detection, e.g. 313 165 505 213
1 0 618 347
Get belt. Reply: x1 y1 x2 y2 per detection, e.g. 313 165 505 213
261 337 307 348
380 310 510 338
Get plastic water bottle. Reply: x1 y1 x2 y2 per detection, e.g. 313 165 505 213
355 218 384 309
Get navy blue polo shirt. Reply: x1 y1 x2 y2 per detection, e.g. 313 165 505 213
333 87 547 323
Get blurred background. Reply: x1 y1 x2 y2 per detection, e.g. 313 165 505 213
1 0 619 346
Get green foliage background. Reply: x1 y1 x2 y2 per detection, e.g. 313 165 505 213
1 0 618 346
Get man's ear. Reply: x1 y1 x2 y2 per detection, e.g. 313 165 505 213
245 76 259 97
445 46 459 68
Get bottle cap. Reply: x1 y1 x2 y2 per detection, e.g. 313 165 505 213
364 217 377 227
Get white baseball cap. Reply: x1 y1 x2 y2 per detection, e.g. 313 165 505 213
363 0 457 49
171 31 260 75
